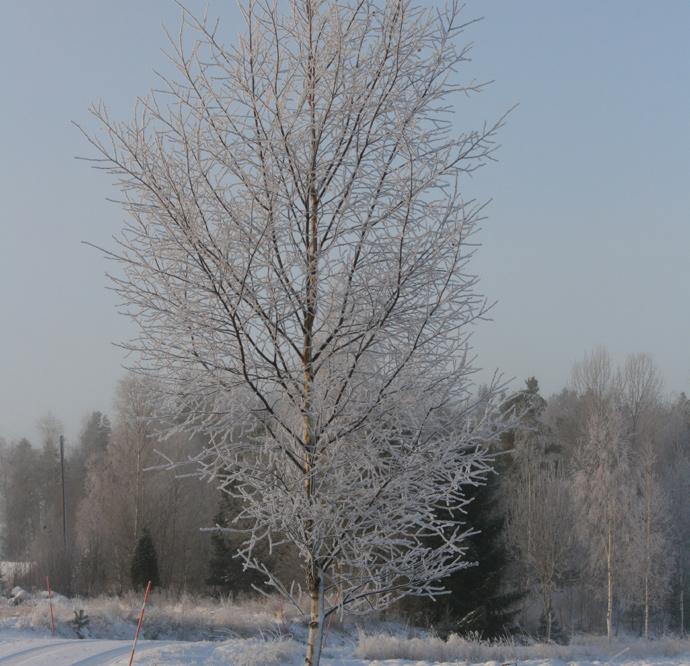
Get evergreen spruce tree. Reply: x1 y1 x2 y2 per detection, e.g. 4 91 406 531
206 495 236 596
499 377 547 452
538 610 568 644
130 528 160 590
429 471 524 639
400 389 530 639
206 494 265 597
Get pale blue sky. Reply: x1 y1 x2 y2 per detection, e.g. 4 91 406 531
1 1 688 444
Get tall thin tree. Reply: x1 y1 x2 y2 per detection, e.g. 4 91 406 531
81 2 506 663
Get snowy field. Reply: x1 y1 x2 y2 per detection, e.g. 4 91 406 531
0 634 303 665
3 632 690 665
3 593 690 664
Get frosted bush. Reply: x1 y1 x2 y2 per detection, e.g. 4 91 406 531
8 592 301 642
355 631 690 663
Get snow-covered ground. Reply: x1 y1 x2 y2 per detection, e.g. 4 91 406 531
3 631 690 665
0 634 303 665
3 592 690 664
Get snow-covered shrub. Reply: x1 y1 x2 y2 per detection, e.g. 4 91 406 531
7 591 302 641
355 631 690 662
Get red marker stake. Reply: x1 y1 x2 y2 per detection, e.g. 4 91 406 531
128 580 152 666
46 577 56 637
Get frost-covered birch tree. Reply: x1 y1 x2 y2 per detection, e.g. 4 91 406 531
508 462 574 642
620 353 662 446
629 437 672 639
572 349 635 640
619 355 670 639
81 1 504 663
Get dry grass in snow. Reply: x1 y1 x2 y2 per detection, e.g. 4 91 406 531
355 631 690 663
3 592 302 642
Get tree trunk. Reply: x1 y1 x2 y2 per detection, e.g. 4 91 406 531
643 470 651 640
304 574 325 666
303 4 322 663
527 449 532 559
134 447 142 540
680 571 685 637
542 582 553 642
546 607 552 643
606 524 613 640
644 574 649 640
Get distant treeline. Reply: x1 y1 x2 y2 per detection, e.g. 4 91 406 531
0 348 688 641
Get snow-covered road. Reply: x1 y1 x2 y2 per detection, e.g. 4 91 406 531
0 635 307 665
0 638 175 665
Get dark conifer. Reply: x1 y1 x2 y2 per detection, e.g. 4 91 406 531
130 528 160 590
430 473 524 639
206 495 236 596
206 493 265 597
538 610 568 644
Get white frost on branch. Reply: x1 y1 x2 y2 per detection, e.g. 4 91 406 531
80 1 507 661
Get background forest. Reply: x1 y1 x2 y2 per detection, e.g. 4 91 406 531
1 348 688 643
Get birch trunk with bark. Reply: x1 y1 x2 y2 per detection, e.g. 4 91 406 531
607 524 613 640
681 571 685 637
305 574 325 666
644 487 651 640
303 4 324 662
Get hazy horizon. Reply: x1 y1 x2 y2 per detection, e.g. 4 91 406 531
1 0 688 445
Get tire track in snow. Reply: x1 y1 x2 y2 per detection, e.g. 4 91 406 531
71 641 176 665
0 640 54 659
0 639 90 664
68 644 131 665
0 639 179 666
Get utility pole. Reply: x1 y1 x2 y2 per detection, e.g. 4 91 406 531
59 434 67 551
